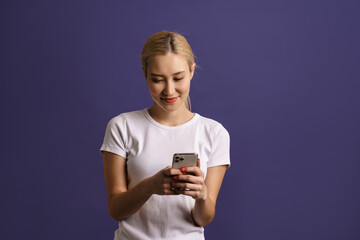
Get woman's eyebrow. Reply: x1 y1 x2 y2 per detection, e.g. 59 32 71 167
172 71 185 75
150 71 185 77
150 73 164 77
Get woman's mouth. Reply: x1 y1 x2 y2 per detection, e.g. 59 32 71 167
161 97 178 103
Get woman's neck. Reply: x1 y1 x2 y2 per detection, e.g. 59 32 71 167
148 104 195 127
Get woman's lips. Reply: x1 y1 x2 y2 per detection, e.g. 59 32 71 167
161 97 178 103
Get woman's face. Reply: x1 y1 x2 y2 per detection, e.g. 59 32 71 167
145 52 195 113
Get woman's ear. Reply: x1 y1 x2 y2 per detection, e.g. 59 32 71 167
190 63 196 80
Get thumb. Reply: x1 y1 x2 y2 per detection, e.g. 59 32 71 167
163 166 172 175
197 158 200 168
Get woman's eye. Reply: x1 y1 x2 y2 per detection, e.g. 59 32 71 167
151 79 163 83
174 78 183 81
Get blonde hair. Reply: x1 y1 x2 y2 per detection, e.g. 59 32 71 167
141 31 195 110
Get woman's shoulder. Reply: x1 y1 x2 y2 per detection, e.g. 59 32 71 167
195 113 229 134
106 109 147 127
109 109 146 121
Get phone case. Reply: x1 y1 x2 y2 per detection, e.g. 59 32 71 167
172 153 198 169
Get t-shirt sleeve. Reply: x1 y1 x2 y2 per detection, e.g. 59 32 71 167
99 115 128 159
207 124 231 168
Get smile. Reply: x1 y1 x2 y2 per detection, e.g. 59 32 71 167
161 97 178 103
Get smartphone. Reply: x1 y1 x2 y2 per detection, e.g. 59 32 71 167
172 153 198 169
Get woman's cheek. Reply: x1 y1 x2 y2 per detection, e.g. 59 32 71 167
179 82 191 94
148 85 161 96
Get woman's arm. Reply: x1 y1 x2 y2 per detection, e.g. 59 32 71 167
192 165 227 226
102 151 182 221
172 160 227 226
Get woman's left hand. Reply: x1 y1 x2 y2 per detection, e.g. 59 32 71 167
171 158 208 200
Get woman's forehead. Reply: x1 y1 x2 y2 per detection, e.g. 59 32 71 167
147 53 189 74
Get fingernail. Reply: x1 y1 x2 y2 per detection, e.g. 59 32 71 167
173 176 177 180
198 158 200 160
180 167 185 172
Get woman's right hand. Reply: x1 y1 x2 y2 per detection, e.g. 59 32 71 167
150 166 182 195
103 152 186 221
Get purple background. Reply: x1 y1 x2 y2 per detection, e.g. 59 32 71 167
1 1 360 239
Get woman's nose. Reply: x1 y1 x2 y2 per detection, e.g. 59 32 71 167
163 81 175 96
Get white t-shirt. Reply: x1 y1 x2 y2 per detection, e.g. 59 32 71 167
100 109 230 240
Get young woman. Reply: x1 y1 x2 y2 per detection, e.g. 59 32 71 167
100 31 230 240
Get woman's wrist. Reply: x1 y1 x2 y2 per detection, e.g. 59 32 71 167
141 177 155 197
195 193 208 204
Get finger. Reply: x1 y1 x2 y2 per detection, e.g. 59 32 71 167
173 189 201 199
171 175 184 180
171 182 201 191
161 183 180 194
176 174 203 184
162 166 171 175
183 166 203 177
170 168 183 175
162 183 173 190
164 167 182 176
197 158 200 168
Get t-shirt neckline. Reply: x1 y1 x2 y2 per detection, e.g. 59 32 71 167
143 108 199 130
